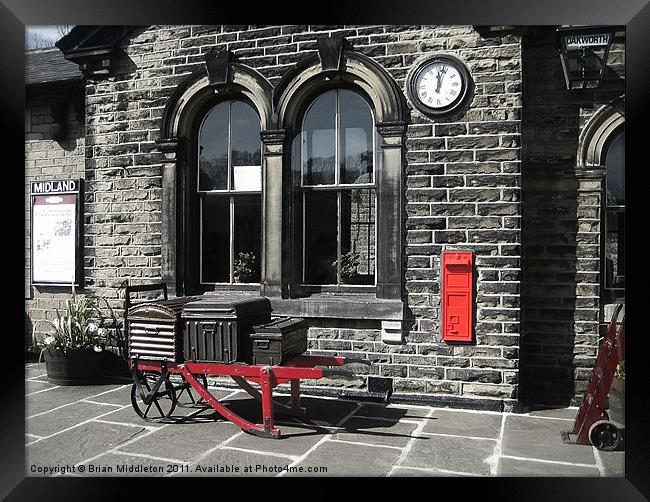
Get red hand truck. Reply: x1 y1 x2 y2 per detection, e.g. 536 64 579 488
561 302 625 450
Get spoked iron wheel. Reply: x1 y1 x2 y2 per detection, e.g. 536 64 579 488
589 420 621 451
176 373 209 407
131 370 177 422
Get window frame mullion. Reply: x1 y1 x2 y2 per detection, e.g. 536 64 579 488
337 190 342 283
335 89 342 284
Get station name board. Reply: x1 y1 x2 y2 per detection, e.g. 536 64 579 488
31 179 80 194
564 33 611 50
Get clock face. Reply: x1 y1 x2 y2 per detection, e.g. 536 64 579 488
407 56 471 116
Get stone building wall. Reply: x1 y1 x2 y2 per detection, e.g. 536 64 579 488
520 26 625 406
36 25 524 410
25 98 85 345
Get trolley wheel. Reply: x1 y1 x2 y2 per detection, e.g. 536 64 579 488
131 371 177 422
177 373 209 407
589 420 621 451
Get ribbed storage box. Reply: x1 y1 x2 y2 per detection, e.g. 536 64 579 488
250 317 308 366
182 296 272 363
127 296 201 362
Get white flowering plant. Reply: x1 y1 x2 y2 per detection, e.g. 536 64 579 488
32 284 123 356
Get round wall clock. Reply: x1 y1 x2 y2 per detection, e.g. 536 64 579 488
406 55 472 117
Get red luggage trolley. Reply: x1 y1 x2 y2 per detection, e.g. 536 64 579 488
125 290 369 438
561 302 625 450
130 355 364 438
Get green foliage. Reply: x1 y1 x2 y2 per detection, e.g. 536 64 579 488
32 284 124 358
614 361 625 380
332 251 361 280
350 189 362 205
234 252 256 282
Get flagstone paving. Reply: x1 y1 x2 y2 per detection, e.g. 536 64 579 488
24 363 625 477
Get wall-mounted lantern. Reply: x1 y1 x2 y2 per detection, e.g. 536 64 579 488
556 25 615 90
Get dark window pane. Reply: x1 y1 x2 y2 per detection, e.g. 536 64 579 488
605 130 624 205
605 210 625 288
201 196 230 283
340 189 375 284
340 90 374 184
304 191 337 284
231 101 261 166
199 102 229 190
303 90 336 185
233 195 261 283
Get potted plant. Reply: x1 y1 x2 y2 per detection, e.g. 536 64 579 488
608 361 625 425
233 251 256 283
32 285 121 385
332 250 361 282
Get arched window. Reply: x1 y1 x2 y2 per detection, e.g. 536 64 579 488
602 127 624 296
196 99 262 286
295 88 376 287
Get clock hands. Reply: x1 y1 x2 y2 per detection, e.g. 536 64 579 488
435 66 448 93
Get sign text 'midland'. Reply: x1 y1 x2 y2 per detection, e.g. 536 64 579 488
31 179 79 194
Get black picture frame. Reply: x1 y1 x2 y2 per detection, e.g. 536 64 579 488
29 179 84 288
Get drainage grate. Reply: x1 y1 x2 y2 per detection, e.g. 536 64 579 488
367 376 393 402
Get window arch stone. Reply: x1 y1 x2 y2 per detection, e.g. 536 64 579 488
265 39 408 301
578 96 625 168
272 44 406 129
155 52 273 295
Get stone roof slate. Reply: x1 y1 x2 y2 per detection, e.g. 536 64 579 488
25 48 82 85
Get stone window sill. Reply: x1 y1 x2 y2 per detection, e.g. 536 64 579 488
199 291 404 321
270 294 404 321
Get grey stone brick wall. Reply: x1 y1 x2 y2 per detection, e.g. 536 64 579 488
25 99 85 344
520 27 625 406
29 25 523 410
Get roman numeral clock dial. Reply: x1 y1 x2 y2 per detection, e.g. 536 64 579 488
407 55 471 117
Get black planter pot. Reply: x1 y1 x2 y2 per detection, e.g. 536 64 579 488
44 347 103 386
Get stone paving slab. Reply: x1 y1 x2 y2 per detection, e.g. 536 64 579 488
293 439 402 476
497 457 600 476
27 401 125 437
25 365 48 379
293 396 361 428
333 416 420 448
595 450 625 476
26 421 150 473
26 380 57 395
422 409 503 439
401 434 496 475
527 407 579 420
501 415 597 465
26 384 127 417
226 421 327 457
389 466 467 477
117 420 241 462
354 403 431 420
83 385 134 406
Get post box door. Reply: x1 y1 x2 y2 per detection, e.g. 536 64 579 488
442 251 473 342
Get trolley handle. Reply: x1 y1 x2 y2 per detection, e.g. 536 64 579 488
341 356 372 366
321 367 357 379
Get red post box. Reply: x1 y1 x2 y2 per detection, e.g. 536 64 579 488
442 251 473 343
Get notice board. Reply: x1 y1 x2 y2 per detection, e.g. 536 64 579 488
30 179 83 286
